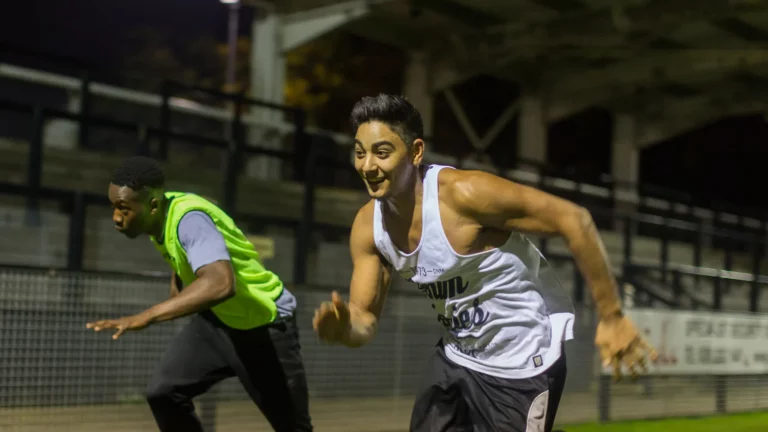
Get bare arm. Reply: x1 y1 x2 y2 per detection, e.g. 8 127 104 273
344 205 393 347
141 260 235 324
313 203 393 348
450 170 622 320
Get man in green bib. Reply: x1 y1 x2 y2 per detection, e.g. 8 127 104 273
86 156 313 432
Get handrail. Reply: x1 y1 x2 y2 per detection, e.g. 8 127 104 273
3 61 760 220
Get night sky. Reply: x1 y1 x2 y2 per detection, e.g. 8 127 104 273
0 0 761 217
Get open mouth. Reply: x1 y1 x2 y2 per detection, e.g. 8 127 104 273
366 178 385 185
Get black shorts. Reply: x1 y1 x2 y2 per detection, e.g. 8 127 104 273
410 341 567 432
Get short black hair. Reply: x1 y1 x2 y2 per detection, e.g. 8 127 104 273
350 94 424 146
110 156 165 191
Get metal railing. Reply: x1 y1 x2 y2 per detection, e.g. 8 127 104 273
1 60 767 228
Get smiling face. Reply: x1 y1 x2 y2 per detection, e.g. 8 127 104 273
107 183 161 239
353 121 424 199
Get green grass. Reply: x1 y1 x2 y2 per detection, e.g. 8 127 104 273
561 411 768 432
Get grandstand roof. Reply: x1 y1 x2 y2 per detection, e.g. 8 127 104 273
264 0 768 144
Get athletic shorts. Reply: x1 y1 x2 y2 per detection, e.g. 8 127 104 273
409 341 567 432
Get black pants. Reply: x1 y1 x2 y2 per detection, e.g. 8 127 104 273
146 312 313 432
410 342 567 432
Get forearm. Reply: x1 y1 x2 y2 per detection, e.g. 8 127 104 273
142 278 234 324
566 212 623 319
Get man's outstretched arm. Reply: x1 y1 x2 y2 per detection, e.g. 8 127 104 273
447 169 655 376
87 211 235 339
313 203 393 348
448 169 621 318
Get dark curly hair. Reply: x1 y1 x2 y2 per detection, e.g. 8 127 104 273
110 156 165 191
349 94 424 146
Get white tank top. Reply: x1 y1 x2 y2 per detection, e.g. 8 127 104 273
373 164 575 379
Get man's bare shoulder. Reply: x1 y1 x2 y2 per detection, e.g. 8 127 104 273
353 199 376 225
437 168 509 209
351 200 378 254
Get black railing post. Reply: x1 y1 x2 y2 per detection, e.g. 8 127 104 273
293 110 313 285
67 192 86 271
623 215 634 265
750 244 762 313
671 270 682 307
26 107 45 226
598 374 611 422
713 275 722 311
79 72 91 150
136 124 150 156
158 81 171 160
694 220 704 291
724 240 733 297
221 94 244 215
660 219 669 284
715 377 727 414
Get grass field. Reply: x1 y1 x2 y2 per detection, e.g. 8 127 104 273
563 411 768 432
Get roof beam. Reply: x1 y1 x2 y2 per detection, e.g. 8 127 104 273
549 49 768 98
635 83 768 148
280 0 373 51
413 0 505 29
637 102 765 149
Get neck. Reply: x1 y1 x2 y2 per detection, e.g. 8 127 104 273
384 166 424 219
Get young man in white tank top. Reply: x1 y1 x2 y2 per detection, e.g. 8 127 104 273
313 94 657 432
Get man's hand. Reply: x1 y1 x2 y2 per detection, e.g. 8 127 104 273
313 291 351 344
86 314 152 340
595 314 658 382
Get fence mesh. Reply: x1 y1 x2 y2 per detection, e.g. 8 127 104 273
1 267 768 432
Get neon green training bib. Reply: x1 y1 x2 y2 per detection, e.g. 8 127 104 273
150 192 283 329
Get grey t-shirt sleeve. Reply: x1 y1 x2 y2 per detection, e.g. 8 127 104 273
178 210 231 273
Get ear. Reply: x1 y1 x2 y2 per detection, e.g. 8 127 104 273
411 138 425 165
148 192 162 215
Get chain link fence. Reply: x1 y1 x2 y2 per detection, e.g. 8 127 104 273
1 266 768 432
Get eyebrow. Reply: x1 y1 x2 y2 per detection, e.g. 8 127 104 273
354 139 395 148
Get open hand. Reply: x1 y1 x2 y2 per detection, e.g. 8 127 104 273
86 314 151 340
312 291 351 344
595 314 658 382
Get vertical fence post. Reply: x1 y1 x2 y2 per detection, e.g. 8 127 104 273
723 240 733 300
750 243 762 312
67 192 86 271
158 81 171 160
671 270 682 307
136 124 150 156
713 275 722 310
79 72 91 150
598 374 611 422
392 293 405 408
293 110 312 285
621 215 634 304
660 219 669 284
715 377 727 414
26 107 45 226
222 94 244 215
694 220 703 292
